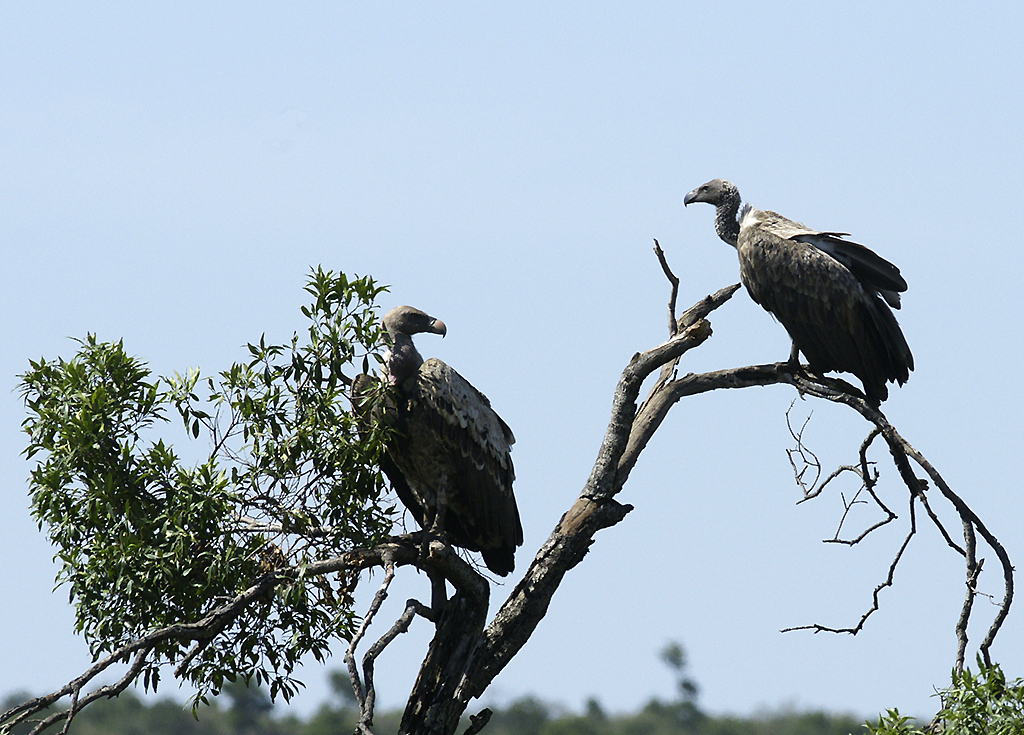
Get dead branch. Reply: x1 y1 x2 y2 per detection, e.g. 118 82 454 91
7 247 1015 735
347 553 397 730
653 239 680 336
782 511 917 636
792 423 898 545
364 598 435 712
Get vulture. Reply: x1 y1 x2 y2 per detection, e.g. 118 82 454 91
352 305 523 576
683 179 913 402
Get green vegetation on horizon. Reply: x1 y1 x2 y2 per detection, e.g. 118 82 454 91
6 655 1023 735
0 676 865 735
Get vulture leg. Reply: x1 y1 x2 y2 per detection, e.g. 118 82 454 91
429 572 448 613
417 527 434 575
417 480 449 580
429 479 450 537
784 340 813 383
425 479 451 612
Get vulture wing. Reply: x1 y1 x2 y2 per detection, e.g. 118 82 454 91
792 233 906 308
754 209 908 308
394 358 522 576
351 373 428 528
738 208 913 402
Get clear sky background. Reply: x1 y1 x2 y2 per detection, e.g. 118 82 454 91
3 2 1023 723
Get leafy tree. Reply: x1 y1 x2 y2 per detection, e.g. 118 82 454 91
224 681 274 735
868 660 1024 734
2 258 1017 735
657 641 701 729
9 269 391 724
486 696 551 735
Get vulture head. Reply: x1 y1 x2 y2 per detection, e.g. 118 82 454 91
382 306 447 385
684 178 744 247
383 305 447 339
683 178 739 208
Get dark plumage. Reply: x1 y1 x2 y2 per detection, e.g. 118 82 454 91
352 306 522 575
684 179 913 402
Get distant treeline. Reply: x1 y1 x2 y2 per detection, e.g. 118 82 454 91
1 675 872 735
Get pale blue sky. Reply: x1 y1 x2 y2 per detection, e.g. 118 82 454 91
3 2 1023 721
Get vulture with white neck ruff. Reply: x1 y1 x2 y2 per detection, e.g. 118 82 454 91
684 179 913 402
352 305 522 576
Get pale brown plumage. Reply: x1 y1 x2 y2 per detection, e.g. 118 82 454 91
352 306 522 575
684 179 913 402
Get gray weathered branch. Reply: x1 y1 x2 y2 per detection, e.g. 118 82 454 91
6 255 1013 735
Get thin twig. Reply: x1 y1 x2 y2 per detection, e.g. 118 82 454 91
820 430 897 544
917 492 966 557
824 476 897 545
783 501 917 636
788 414 896 544
346 554 397 724
57 685 79 735
786 404 823 498
362 598 434 722
653 239 680 336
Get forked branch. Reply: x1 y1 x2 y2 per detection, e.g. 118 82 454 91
5 247 1013 735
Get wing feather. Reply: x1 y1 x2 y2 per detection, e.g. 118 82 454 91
751 209 907 306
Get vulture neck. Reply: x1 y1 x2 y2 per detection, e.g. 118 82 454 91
385 332 423 385
714 190 743 247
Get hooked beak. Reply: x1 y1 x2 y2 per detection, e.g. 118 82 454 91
429 318 447 337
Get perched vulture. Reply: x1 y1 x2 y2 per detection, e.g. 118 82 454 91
352 306 522 576
683 179 913 402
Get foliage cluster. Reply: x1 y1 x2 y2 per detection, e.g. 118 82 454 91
868 660 1024 735
18 269 392 705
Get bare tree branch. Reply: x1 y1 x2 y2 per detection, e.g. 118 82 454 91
7 250 1015 735
792 426 898 545
786 406 824 498
652 239 680 336
347 552 397 730
782 512 917 636
10 648 154 735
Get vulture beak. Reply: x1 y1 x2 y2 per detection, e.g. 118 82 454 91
683 188 698 207
430 318 447 337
